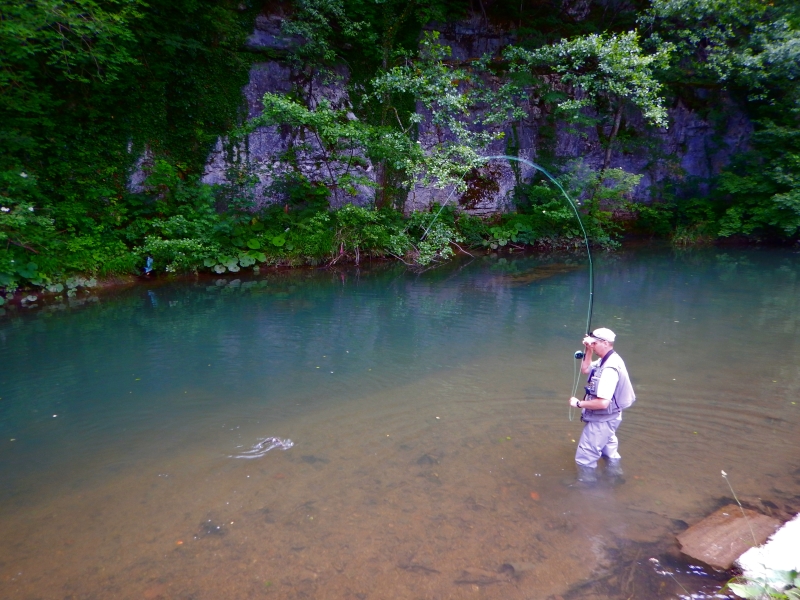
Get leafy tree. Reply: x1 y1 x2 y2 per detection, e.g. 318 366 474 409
279 0 459 69
640 0 800 239
0 0 259 289
715 116 800 238
504 31 672 170
370 32 524 191
641 0 800 95
243 93 421 205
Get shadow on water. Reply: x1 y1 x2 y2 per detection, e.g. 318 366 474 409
555 538 735 600
498 263 583 286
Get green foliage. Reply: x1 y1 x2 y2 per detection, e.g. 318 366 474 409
727 570 800 600
642 0 800 96
714 116 800 239
508 161 643 247
120 188 464 272
397 209 462 266
255 30 526 205
280 0 372 65
504 31 672 128
279 0 459 69
481 217 538 250
334 205 396 251
370 32 525 191
628 195 725 245
0 0 258 290
624 201 676 237
244 93 420 205
0 0 144 155
456 214 491 247
4 0 800 296
268 172 331 213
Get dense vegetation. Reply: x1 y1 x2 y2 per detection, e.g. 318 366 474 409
1 0 799 298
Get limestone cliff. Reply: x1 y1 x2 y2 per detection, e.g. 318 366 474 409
199 8 752 214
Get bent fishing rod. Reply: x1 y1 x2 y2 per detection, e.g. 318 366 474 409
424 154 595 336
420 154 597 417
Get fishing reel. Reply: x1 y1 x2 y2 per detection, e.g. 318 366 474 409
574 350 585 360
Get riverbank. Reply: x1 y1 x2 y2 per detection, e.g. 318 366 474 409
3 235 797 319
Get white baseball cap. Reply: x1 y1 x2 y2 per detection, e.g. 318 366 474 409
590 328 616 343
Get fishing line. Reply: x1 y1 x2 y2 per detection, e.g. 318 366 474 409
422 155 595 334
420 155 596 419
569 347 582 422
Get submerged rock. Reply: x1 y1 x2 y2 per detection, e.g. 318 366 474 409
416 453 439 466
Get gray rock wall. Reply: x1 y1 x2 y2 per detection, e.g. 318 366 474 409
423 18 752 209
202 59 376 209
192 9 752 213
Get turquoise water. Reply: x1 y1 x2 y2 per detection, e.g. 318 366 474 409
1 248 799 599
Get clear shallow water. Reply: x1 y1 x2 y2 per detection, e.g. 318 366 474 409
1 247 799 600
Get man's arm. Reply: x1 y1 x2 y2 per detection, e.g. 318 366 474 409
570 364 619 409
574 396 611 410
580 338 594 375
568 341 596 407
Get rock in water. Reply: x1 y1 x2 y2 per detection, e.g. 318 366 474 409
677 504 781 570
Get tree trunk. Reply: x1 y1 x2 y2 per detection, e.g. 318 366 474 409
477 0 488 25
375 2 416 210
602 102 624 172
375 162 388 209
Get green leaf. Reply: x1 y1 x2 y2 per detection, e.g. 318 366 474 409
271 235 286 247
238 254 255 267
246 238 261 250
727 582 768 598
17 266 38 279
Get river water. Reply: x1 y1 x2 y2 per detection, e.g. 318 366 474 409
1 247 799 600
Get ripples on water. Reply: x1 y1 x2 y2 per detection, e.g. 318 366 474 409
0 248 798 599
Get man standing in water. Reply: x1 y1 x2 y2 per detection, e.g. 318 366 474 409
569 328 635 484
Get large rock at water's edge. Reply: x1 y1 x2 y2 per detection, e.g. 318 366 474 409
677 504 781 570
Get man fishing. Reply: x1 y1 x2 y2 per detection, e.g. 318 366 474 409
568 327 636 484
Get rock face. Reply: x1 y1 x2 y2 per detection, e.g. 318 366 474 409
202 60 376 209
200 5 376 209
677 504 781 570
195 8 752 213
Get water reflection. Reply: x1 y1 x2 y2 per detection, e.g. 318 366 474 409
0 248 798 599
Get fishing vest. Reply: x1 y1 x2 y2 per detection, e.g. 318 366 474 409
582 350 636 422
